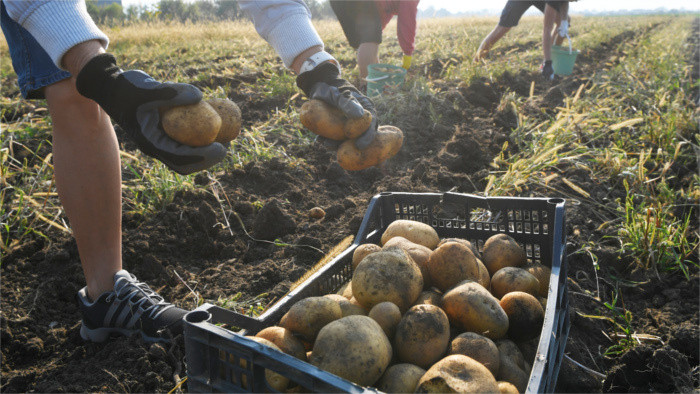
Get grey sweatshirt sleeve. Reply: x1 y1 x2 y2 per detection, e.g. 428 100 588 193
238 0 324 68
4 0 109 70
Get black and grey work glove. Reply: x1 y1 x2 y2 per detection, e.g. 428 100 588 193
297 62 378 150
541 60 554 81
76 53 226 175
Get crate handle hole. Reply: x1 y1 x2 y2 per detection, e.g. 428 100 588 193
186 310 212 323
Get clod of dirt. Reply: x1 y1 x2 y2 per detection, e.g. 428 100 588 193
603 345 693 393
194 172 210 186
460 78 499 110
554 354 603 392
324 162 348 180
495 106 518 131
669 321 700 364
252 199 296 240
322 204 345 222
543 86 565 108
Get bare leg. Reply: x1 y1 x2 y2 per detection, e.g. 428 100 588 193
475 25 511 60
47 40 122 301
542 5 557 62
357 42 379 80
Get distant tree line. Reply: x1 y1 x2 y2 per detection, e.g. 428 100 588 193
86 0 335 25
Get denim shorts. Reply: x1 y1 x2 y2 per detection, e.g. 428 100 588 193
1 1 71 99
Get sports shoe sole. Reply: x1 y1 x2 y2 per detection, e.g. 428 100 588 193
80 322 170 343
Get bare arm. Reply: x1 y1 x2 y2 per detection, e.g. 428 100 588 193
475 25 511 60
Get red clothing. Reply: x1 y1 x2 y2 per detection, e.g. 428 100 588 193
374 0 419 56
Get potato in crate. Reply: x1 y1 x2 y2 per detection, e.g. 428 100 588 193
184 191 570 393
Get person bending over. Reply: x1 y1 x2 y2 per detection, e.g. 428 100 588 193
330 0 419 87
1 0 377 343
474 0 570 62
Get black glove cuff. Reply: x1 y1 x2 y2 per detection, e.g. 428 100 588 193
76 53 122 105
296 62 358 97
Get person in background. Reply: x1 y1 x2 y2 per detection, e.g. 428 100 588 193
474 0 571 64
330 0 420 87
1 0 377 343
540 1 570 80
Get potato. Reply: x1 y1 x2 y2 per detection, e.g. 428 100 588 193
376 364 426 393
352 247 423 312
395 304 451 368
449 332 500 377
516 338 539 366
300 99 372 141
438 237 480 258
491 267 540 299
310 315 392 387
368 301 402 338
381 220 440 250
162 101 221 146
413 288 442 307
348 296 363 307
498 381 520 393
206 98 241 144
255 326 307 361
324 294 367 317
481 234 526 276
336 281 353 299
496 340 529 392
525 262 551 297
241 337 289 391
352 243 382 270
336 125 404 171
476 258 491 290
383 236 433 286
308 207 325 220
499 291 544 341
415 355 498 393
437 239 490 289
428 242 480 292
441 281 509 340
279 296 342 342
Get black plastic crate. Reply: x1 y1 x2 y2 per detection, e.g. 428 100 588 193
184 191 570 393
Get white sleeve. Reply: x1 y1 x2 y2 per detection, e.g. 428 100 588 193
238 0 323 68
4 0 109 70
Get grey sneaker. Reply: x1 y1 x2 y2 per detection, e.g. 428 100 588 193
77 270 187 342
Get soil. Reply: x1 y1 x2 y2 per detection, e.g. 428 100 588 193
2 22 698 393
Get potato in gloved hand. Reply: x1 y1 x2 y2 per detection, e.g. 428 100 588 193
336 125 404 171
300 99 372 141
162 98 241 147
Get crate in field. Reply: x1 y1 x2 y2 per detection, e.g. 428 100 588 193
184 191 570 393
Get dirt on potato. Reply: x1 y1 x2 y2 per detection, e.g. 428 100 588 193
2 21 698 394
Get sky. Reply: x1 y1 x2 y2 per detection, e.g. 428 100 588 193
122 0 700 14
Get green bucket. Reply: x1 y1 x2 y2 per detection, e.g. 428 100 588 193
366 64 406 97
551 38 579 75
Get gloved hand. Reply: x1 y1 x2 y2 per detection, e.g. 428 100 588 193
558 20 569 38
297 62 378 150
76 53 227 175
541 60 554 80
402 55 412 70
